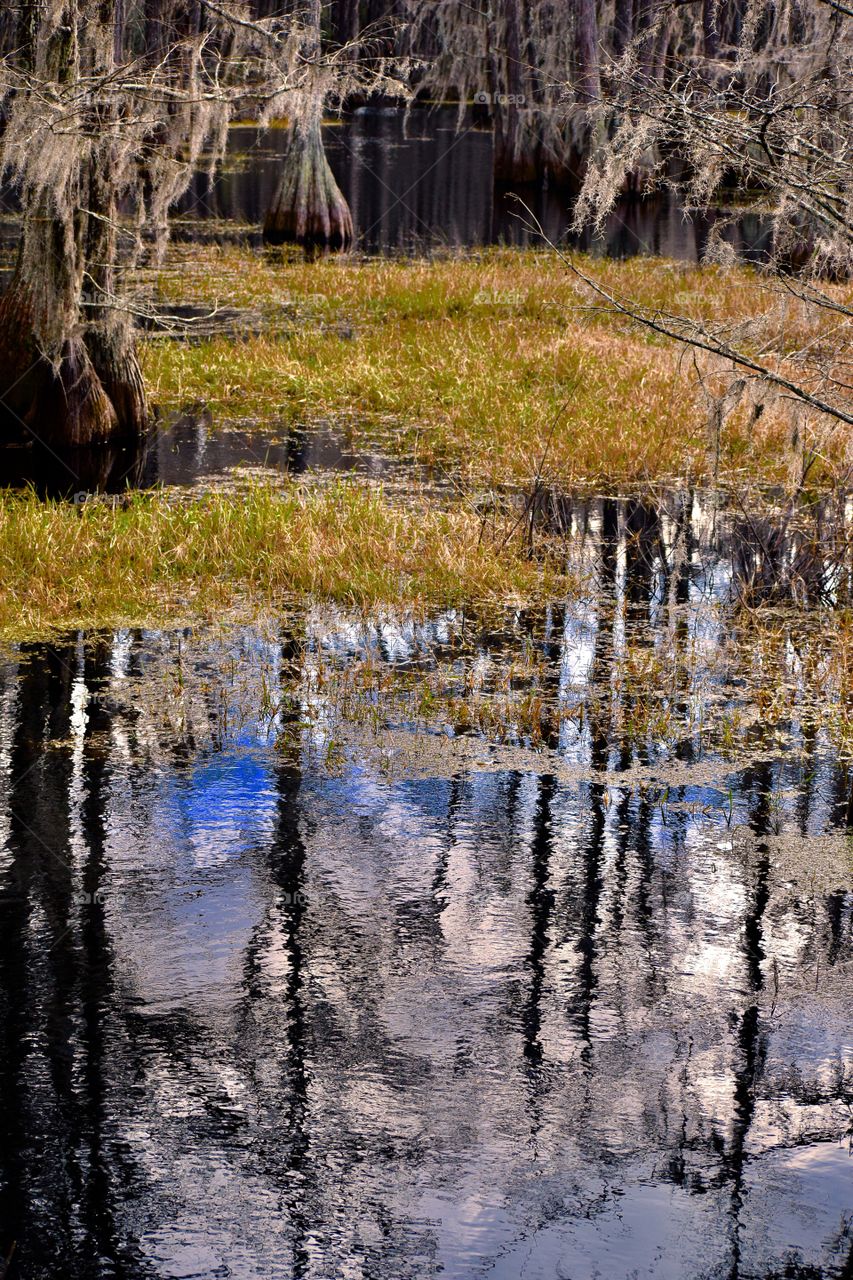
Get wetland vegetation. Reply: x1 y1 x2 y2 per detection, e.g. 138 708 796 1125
0 1 852 1277
145 245 837 490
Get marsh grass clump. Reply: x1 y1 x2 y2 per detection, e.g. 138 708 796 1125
0 482 574 639
143 247 853 491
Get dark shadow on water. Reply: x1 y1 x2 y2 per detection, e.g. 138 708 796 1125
1 107 772 266
0 412 432 498
0 438 151 499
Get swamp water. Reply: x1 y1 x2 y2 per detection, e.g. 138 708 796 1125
0 104 844 1280
0 415 434 499
174 107 770 260
0 491 851 1279
0 106 768 264
0 107 766 303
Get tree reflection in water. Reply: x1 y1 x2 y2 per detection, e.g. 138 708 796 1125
0 495 852 1279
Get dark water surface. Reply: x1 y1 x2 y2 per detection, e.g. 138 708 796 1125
175 108 770 260
0 413 438 498
1 492 851 1279
0 106 769 298
0 107 768 263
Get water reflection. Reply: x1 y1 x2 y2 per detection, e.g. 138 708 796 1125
1 419 849 619
0 108 772 282
0 577 851 1277
0 413 432 498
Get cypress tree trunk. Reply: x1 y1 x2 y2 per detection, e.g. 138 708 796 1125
263 0 354 250
333 0 359 49
263 113 354 249
573 0 601 105
82 0 148 440
702 0 719 59
491 0 538 182
144 0 171 53
636 0 660 79
613 0 634 55
83 164 149 437
0 0 146 447
543 0 600 187
0 234 120 448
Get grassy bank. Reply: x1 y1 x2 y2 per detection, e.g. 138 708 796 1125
143 246 850 490
0 483 573 639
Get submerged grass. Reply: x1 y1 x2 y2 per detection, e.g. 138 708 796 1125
0 483 573 639
143 246 851 490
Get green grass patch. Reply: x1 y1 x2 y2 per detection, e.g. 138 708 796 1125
143 246 849 490
0 483 574 640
